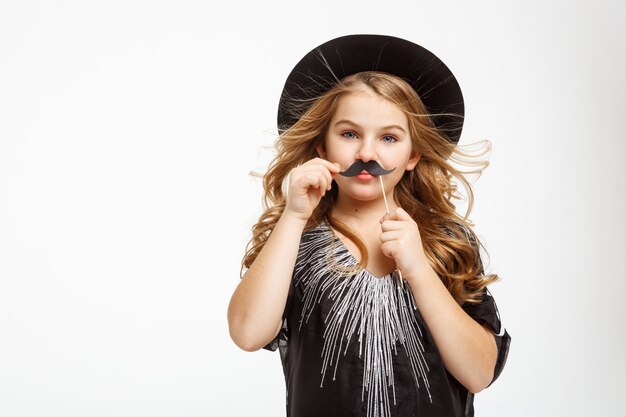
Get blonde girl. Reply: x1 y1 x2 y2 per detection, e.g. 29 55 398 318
228 34 510 417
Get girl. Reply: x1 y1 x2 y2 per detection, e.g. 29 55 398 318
227 34 511 417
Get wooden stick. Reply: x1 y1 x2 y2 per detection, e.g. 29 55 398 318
379 176 403 281
379 176 390 214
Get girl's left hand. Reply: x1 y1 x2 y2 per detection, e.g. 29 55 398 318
380 207 430 280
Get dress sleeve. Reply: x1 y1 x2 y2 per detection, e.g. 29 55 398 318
462 286 511 386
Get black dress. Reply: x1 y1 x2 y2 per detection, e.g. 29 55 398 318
264 221 511 417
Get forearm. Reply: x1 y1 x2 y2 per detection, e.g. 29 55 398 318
404 264 497 393
227 212 307 351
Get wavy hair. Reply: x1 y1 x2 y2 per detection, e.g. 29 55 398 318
241 71 499 305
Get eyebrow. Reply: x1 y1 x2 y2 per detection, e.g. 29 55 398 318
333 119 407 134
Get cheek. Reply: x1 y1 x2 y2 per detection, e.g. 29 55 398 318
390 163 410 183
333 176 350 190
328 149 353 166
327 138 359 159
390 149 414 169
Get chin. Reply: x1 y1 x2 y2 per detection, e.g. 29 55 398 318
340 189 383 203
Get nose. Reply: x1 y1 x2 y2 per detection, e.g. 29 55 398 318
355 139 377 162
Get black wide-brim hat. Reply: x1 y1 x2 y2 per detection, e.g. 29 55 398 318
277 34 465 144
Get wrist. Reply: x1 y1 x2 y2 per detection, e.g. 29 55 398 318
280 210 309 229
403 261 438 286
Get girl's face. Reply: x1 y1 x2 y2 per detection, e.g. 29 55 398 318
316 86 420 204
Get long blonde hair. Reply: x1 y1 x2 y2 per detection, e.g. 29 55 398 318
242 71 499 305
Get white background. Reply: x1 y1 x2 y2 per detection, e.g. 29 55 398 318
1 1 625 416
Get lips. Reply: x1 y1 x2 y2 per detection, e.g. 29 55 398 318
355 171 374 180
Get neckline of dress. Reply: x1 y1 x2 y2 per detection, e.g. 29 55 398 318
317 219 397 280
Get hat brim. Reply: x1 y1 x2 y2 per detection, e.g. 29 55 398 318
277 34 464 144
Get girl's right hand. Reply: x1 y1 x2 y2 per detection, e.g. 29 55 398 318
284 158 341 222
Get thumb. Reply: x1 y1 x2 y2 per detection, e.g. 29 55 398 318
393 206 412 220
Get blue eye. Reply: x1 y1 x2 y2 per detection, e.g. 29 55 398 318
382 135 397 143
342 131 358 139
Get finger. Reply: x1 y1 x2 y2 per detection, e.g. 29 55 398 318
382 207 414 224
323 160 342 174
380 241 398 259
306 172 324 198
380 219 409 232
296 171 323 195
317 173 329 196
320 165 333 190
306 160 337 188
394 207 412 220
310 157 342 175
385 207 410 221
380 230 402 243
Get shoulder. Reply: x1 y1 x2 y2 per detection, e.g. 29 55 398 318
296 221 337 265
301 221 330 244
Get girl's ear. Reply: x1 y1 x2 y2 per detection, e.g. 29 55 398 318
315 141 327 159
406 150 421 171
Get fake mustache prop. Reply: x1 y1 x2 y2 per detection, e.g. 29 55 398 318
339 160 396 177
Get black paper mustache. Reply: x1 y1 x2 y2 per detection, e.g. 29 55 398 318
339 160 396 177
